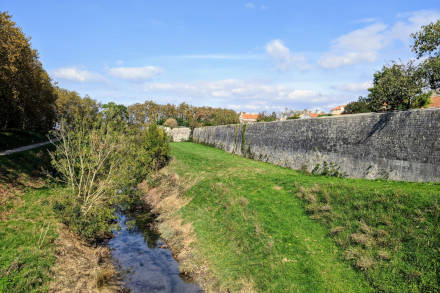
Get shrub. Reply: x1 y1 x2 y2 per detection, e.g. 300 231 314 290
287 114 301 120
344 97 372 114
50 113 170 242
164 118 178 128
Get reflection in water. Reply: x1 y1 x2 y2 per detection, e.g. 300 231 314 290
109 212 203 293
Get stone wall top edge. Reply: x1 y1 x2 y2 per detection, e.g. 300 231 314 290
193 108 440 131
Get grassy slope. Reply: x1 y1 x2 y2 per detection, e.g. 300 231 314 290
0 129 47 152
0 146 61 292
169 142 440 292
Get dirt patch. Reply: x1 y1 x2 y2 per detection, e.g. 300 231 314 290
48 225 121 293
142 166 255 293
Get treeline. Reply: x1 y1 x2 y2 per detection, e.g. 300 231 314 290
345 19 440 114
128 101 239 128
0 12 57 133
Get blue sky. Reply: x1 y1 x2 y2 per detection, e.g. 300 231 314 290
3 1 440 112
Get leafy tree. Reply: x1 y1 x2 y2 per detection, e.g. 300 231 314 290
127 100 239 128
419 57 440 91
0 12 57 132
344 97 371 114
411 20 440 91
164 117 178 128
55 87 100 125
411 20 440 59
368 62 430 111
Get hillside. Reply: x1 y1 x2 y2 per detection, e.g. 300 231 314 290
145 142 440 292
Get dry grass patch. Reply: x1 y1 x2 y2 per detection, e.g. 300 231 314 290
142 169 239 293
48 226 120 293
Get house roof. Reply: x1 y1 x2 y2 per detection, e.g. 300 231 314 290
331 105 346 111
241 113 259 120
429 96 440 108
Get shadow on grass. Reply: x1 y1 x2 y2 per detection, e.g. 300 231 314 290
0 144 56 189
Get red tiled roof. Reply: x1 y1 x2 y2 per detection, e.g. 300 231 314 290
430 96 440 108
241 113 259 119
307 112 319 118
331 105 346 111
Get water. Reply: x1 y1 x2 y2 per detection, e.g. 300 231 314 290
109 211 203 293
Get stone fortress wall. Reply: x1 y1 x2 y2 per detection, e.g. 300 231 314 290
193 109 440 182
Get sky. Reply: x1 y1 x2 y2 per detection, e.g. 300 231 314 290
3 1 440 113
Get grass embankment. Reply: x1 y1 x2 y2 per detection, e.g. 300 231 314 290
0 146 118 292
148 142 440 292
0 129 47 151
0 146 59 292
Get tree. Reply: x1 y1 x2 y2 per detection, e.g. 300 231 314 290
344 97 371 114
163 117 178 128
411 20 440 91
411 20 440 59
0 12 57 132
368 62 430 111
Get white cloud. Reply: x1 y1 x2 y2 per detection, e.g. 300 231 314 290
389 10 440 43
354 17 377 24
318 23 387 69
108 66 163 81
266 39 310 72
244 2 255 9
144 79 326 103
319 10 440 69
260 5 268 10
178 54 263 60
332 81 372 92
52 67 103 82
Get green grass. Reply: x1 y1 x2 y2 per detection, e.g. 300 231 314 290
0 129 47 152
0 145 62 292
168 142 440 292
0 187 61 292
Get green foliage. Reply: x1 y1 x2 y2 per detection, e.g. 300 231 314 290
0 12 57 133
55 87 98 124
411 20 440 91
257 111 277 122
419 57 440 90
49 108 169 243
411 19 440 59
286 114 301 120
169 142 440 292
101 102 129 124
128 100 239 128
163 118 178 128
344 97 372 114
368 62 430 111
143 123 170 170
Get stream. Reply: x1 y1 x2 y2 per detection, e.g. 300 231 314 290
109 210 203 293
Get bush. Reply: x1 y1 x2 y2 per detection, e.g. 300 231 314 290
344 97 372 114
287 114 301 120
164 118 178 128
49 111 170 242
